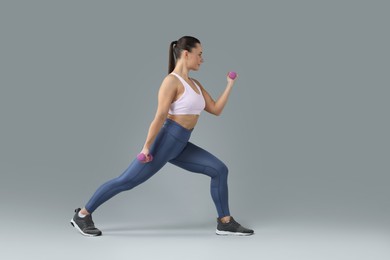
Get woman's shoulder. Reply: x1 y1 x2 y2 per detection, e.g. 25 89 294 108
161 73 179 84
159 74 180 91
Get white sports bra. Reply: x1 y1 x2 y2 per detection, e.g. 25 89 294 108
168 72 206 115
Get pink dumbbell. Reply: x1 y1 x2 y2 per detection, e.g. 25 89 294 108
228 71 237 80
137 153 153 162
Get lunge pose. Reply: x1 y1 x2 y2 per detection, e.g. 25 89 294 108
71 36 254 237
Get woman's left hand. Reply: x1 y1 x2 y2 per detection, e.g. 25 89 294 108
227 73 237 85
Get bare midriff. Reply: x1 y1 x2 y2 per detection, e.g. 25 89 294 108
167 114 200 130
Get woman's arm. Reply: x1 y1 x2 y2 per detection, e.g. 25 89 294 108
140 75 177 160
193 75 237 116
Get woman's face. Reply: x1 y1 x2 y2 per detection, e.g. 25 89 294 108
186 43 204 71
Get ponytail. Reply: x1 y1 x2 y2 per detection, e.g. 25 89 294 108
168 41 177 74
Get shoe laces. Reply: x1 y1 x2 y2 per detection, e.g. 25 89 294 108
228 218 241 229
84 215 96 228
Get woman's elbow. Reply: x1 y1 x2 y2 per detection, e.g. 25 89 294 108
214 110 222 116
206 108 222 116
154 112 168 122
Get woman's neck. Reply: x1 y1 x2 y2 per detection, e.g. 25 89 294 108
173 62 190 79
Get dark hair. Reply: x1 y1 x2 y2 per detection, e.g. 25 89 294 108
168 36 201 74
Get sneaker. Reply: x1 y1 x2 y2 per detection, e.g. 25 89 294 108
70 208 102 237
216 217 254 236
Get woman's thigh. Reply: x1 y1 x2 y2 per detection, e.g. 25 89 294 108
169 142 228 177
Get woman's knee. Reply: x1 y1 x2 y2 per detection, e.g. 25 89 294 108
109 176 135 192
219 163 229 178
207 161 228 178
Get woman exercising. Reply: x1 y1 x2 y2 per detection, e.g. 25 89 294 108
70 36 254 237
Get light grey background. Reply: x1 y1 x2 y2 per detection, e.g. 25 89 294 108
1 0 389 259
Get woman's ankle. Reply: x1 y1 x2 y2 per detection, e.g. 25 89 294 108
80 208 90 216
220 216 231 223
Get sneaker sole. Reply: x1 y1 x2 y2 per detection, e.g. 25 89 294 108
215 229 254 236
70 218 102 237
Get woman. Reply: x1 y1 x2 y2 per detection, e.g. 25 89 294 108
70 36 254 236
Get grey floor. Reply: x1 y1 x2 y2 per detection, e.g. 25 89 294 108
2 207 389 260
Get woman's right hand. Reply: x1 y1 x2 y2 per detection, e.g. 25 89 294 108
138 147 153 163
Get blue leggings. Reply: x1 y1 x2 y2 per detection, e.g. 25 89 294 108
85 119 230 218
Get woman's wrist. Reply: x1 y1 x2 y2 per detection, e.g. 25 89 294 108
227 82 234 88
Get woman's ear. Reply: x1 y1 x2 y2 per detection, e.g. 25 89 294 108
182 50 189 59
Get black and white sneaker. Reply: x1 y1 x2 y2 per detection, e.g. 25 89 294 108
216 217 254 236
70 208 102 237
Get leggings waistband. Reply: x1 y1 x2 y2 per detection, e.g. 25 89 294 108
163 119 193 142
